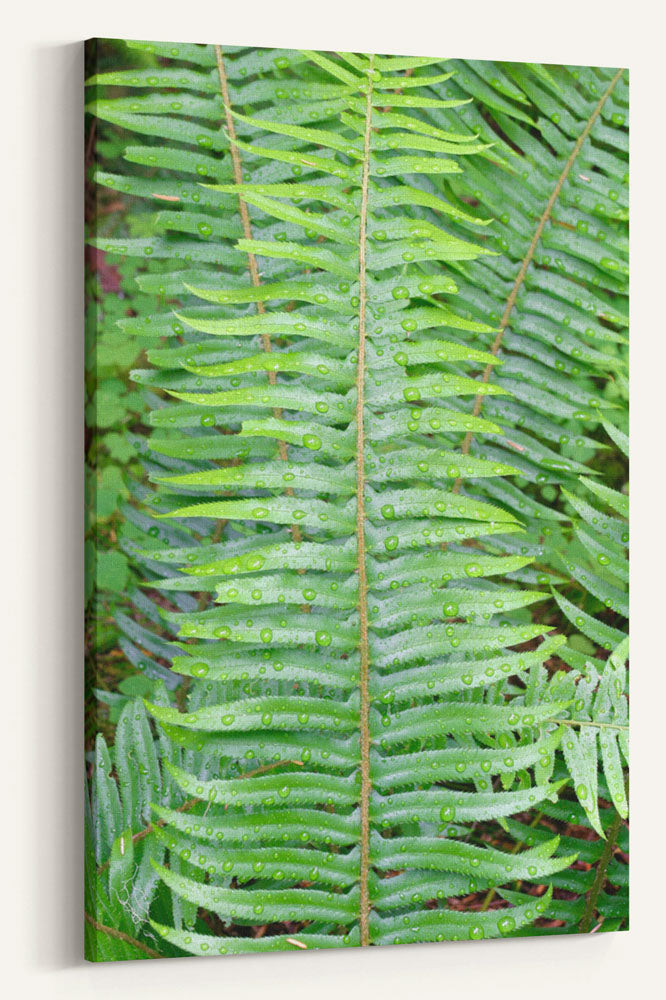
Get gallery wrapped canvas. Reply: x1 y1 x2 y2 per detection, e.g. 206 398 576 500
84 38 629 961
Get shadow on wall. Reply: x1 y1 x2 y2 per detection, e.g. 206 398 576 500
26 41 85 970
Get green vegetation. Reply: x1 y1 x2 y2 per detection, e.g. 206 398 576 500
84 40 628 961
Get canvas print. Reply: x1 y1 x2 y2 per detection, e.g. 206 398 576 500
84 38 629 961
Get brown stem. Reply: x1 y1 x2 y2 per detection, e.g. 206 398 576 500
214 45 301 544
356 55 376 949
551 718 628 732
237 759 305 779
579 805 625 932
453 67 625 488
84 912 161 959
214 47 272 365
97 797 199 874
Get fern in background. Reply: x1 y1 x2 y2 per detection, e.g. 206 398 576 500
85 41 628 959
429 61 629 882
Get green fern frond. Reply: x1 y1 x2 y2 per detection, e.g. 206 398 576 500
85 41 629 957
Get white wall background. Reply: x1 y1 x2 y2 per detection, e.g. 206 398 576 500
4 1 665 996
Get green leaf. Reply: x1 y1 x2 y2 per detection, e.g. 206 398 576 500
96 550 130 593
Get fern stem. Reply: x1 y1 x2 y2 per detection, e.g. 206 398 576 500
579 805 625 932
456 66 625 468
84 912 161 959
214 46 272 365
551 718 629 732
98 760 306 875
214 45 300 541
237 759 305 778
97 797 199 874
356 56 375 948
